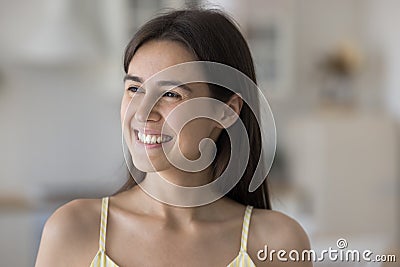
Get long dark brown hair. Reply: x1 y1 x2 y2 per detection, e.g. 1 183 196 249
116 8 271 209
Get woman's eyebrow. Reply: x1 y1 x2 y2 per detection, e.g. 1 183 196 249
123 74 143 83
157 80 192 93
124 75 192 93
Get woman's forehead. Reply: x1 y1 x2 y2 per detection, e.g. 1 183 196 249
127 40 196 79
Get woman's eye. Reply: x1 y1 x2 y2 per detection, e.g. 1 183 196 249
127 86 140 92
126 87 181 99
163 91 181 98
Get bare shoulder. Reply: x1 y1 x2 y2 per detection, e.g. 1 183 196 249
249 208 313 267
250 208 310 248
35 198 102 267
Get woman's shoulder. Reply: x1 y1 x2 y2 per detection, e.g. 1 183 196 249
45 198 102 234
35 198 103 266
251 208 309 241
248 208 312 266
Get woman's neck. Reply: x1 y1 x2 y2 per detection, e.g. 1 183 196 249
123 167 240 224
126 185 239 225
138 166 220 206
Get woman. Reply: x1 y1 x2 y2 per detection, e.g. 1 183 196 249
35 8 312 267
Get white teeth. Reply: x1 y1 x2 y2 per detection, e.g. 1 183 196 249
137 131 171 144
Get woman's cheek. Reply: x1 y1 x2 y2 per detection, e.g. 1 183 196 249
177 120 210 159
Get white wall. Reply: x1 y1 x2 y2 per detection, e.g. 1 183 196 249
366 0 400 119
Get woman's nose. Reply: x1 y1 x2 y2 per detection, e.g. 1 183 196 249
134 98 161 122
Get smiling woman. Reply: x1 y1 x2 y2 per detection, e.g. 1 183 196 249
35 8 312 267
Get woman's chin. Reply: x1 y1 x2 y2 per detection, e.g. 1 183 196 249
132 159 167 173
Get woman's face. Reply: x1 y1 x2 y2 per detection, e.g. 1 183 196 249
121 40 222 173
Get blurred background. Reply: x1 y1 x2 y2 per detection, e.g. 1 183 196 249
0 0 399 266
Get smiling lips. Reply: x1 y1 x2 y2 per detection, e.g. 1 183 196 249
135 130 173 144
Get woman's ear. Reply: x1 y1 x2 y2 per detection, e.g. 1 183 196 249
218 93 243 128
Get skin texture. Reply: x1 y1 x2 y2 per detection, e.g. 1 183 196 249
35 41 312 267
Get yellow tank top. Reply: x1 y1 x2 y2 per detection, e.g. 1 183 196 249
89 197 256 266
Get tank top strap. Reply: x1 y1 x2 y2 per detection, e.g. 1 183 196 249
239 205 253 252
99 196 109 252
